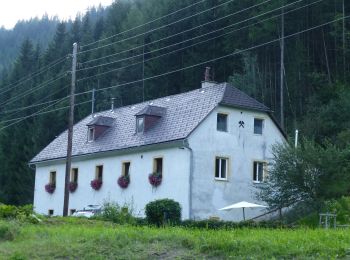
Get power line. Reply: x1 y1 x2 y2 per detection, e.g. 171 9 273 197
0 8 343 131
0 72 68 109
77 0 307 73
80 0 274 66
82 15 348 98
76 0 313 83
78 0 242 55
81 0 206 48
0 85 69 115
0 55 69 96
0 99 91 130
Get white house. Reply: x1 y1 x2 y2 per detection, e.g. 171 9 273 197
30 81 286 221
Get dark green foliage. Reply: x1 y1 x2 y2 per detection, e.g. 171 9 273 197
258 139 350 210
95 202 135 224
0 204 33 219
0 0 349 205
180 219 288 229
145 199 181 226
0 221 19 241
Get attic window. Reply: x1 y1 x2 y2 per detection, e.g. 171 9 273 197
217 113 228 132
88 127 94 142
136 117 144 133
254 118 264 135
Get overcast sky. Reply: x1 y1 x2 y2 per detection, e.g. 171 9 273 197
0 0 115 29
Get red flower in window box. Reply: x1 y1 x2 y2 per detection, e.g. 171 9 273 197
118 175 130 189
69 182 78 193
45 183 56 194
148 172 162 187
90 179 102 190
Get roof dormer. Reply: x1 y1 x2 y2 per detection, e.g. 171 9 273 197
86 116 114 142
135 105 166 133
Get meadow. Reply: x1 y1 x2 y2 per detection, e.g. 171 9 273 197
0 218 349 259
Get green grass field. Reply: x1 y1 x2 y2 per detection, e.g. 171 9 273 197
0 218 349 259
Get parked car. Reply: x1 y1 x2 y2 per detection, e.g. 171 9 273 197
72 205 102 218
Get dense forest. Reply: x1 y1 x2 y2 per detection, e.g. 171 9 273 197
0 16 59 73
0 0 349 205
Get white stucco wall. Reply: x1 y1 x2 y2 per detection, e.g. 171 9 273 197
33 146 190 218
187 105 285 221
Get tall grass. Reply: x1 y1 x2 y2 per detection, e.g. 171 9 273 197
0 219 349 259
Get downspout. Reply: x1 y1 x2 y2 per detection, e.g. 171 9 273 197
183 139 193 220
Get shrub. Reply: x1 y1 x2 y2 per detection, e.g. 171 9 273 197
96 202 135 224
0 205 17 219
0 221 20 241
145 199 181 226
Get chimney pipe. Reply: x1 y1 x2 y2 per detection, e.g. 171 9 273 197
201 67 217 88
111 98 115 111
204 66 211 81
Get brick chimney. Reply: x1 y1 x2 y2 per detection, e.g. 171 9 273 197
201 67 216 88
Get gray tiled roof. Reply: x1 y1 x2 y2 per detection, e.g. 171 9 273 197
87 116 114 127
31 83 271 163
134 105 166 117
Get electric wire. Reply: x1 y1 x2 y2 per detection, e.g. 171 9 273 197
81 0 206 48
0 85 69 115
79 0 275 66
78 0 244 55
0 55 69 96
77 0 307 73
0 72 68 109
76 0 312 83
83 16 349 97
0 9 343 131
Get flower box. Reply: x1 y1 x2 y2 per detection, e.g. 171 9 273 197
148 172 162 187
69 182 78 193
45 183 56 194
90 179 102 190
118 175 130 189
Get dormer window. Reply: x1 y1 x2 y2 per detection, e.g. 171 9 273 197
86 116 114 142
88 127 94 142
135 105 166 133
136 117 144 133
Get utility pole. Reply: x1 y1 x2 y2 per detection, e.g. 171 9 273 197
343 0 346 80
280 4 285 129
91 88 95 116
63 42 78 217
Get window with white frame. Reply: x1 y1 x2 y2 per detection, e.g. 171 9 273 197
88 127 94 141
122 162 131 177
254 118 264 135
217 113 228 132
136 117 144 133
253 161 266 183
215 157 228 180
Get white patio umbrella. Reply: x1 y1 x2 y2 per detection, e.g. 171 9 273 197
218 201 267 221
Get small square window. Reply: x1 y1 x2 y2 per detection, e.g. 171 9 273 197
254 118 264 135
48 209 54 216
71 168 78 183
253 161 267 183
96 165 103 181
70 209 76 215
136 117 144 133
153 158 163 176
215 157 228 180
217 113 228 132
50 171 56 185
88 127 94 141
122 162 131 177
